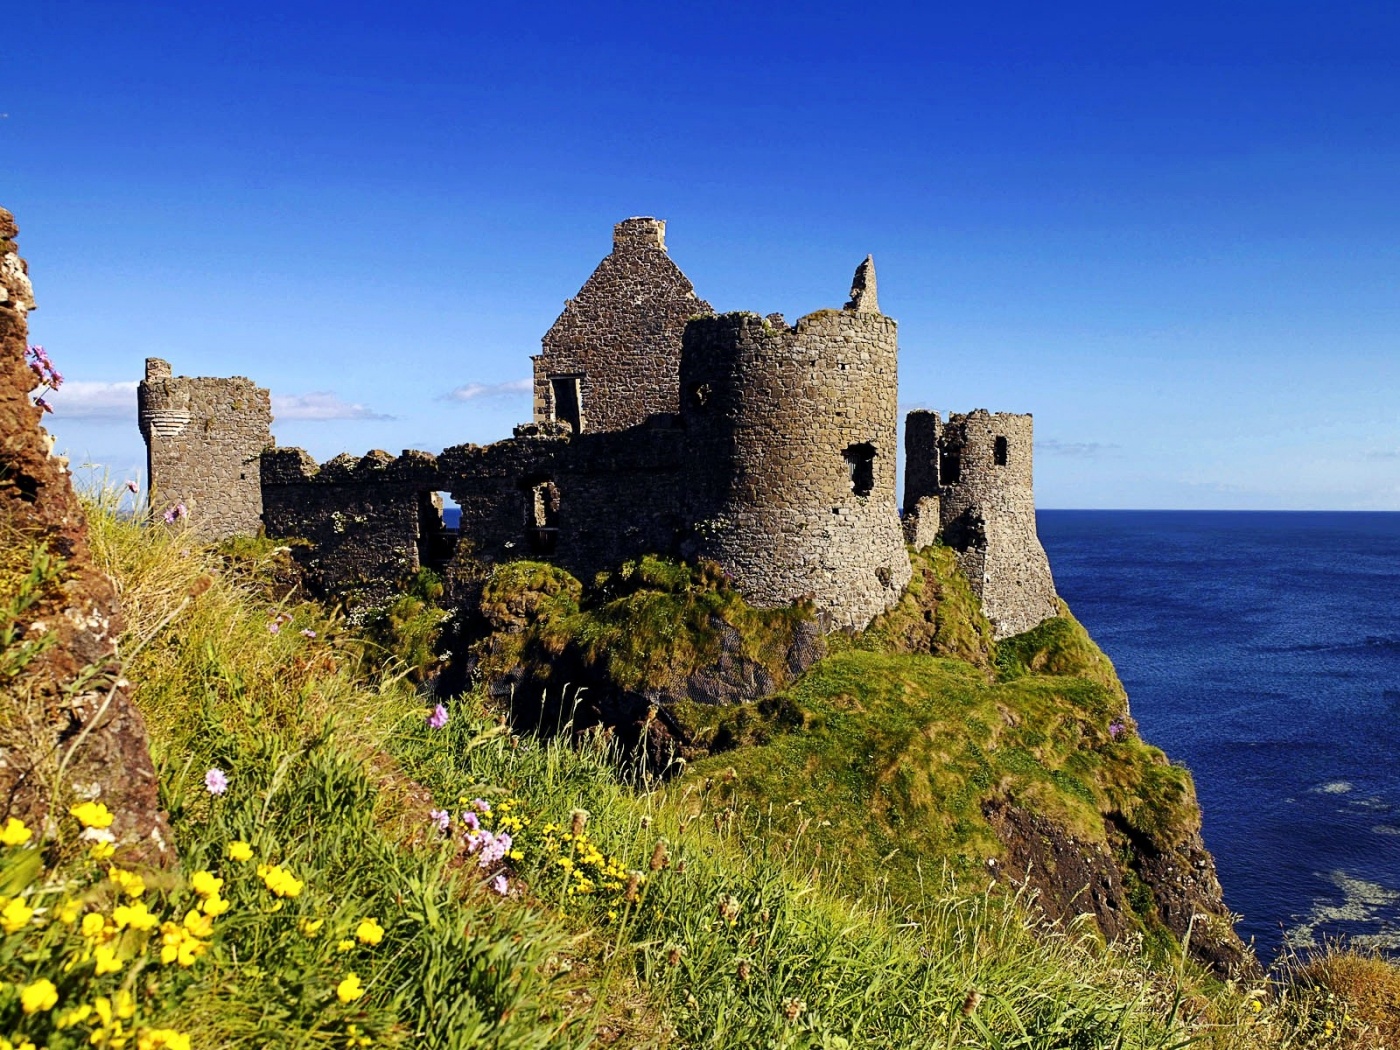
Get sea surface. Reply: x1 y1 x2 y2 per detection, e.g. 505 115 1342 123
1038 510 1400 963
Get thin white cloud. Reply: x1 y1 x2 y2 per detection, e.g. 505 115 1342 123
1038 439 1120 458
440 378 533 402
272 392 393 421
42 380 139 421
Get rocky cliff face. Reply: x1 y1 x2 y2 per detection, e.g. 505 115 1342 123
0 206 171 862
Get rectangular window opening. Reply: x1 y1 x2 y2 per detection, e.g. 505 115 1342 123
939 448 961 485
550 376 583 434
994 436 1009 467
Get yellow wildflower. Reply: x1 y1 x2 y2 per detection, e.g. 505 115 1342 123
201 893 231 917
337 938 356 952
299 917 325 938
94 943 124 975
355 917 385 946
138 1030 191 1050
70 801 114 829
0 817 33 847
112 901 158 931
94 989 136 1023
90 839 117 861
20 977 58 1013
189 869 223 898
183 909 214 938
257 862 304 898
159 920 206 967
336 972 365 1003
226 840 253 862
81 912 109 939
57 1002 94 1028
109 866 146 898
57 899 83 924
1 896 35 932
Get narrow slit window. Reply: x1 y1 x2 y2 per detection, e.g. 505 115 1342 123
525 479 560 553
994 436 1009 466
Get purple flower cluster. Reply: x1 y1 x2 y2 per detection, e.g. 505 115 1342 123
162 502 188 524
26 346 63 413
426 704 449 730
466 828 513 869
205 768 229 795
1108 719 1126 740
429 808 450 833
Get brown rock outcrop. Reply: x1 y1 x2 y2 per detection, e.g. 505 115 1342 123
0 206 172 862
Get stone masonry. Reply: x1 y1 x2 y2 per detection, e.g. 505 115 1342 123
138 358 271 538
681 285 912 629
904 409 1058 638
533 218 712 433
140 218 1060 639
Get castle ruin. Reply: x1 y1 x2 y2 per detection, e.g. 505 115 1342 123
139 218 1058 638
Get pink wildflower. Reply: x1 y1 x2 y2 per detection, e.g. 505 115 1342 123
205 768 228 795
430 808 451 833
267 621 281 635
462 810 480 832
426 704 449 730
125 479 139 494
489 874 508 896
300 628 316 639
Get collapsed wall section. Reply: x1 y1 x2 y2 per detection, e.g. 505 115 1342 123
904 408 1058 639
138 358 271 538
680 293 912 631
260 448 448 596
533 217 713 433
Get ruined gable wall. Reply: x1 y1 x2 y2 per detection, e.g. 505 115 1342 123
680 306 912 630
905 409 1058 638
261 448 444 597
534 218 713 433
138 358 271 538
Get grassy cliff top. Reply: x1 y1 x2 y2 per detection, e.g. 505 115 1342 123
4 504 1390 1049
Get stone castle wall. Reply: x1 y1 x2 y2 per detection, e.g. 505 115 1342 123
260 448 447 596
439 423 690 585
533 218 712 433
904 408 1058 638
680 300 912 630
138 357 271 538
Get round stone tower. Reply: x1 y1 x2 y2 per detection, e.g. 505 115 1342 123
680 260 911 630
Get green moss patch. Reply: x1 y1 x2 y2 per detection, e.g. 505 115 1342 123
839 544 996 669
682 646 1197 905
473 555 819 710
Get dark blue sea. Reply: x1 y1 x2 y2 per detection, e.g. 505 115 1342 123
1038 511 1400 963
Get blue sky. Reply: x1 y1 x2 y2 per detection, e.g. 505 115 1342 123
5 1 1398 508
